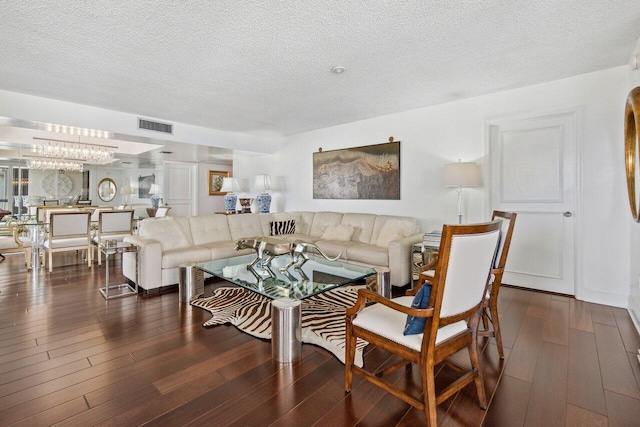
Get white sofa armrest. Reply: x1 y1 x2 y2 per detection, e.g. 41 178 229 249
123 235 163 291
387 233 423 286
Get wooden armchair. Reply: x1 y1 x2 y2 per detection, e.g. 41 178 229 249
478 211 517 358
345 220 501 426
414 211 517 359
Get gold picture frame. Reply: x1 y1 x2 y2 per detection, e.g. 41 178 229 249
209 170 229 195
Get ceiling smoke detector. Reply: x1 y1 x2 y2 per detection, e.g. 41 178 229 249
331 66 346 74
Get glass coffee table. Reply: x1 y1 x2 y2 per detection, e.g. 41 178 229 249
196 253 375 362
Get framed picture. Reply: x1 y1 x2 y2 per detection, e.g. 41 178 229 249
209 170 229 195
138 174 155 199
313 140 400 199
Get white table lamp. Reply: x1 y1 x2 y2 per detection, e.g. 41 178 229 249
443 160 482 224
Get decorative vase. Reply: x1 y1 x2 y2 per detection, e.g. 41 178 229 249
224 192 238 213
256 192 271 213
151 195 162 209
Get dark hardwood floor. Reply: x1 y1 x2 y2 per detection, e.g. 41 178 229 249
0 252 639 426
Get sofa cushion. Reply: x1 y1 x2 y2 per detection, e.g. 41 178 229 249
375 218 418 248
197 241 252 260
228 214 264 241
309 212 343 237
270 219 296 236
321 224 355 241
315 240 355 259
189 215 232 245
287 211 315 235
161 246 211 269
341 213 376 244
346 243 389 266
140 217 192 252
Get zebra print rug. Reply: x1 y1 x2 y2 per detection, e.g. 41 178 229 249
191 286 368 367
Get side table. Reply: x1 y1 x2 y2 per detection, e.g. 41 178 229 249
410 243 439 288
99 241 138 299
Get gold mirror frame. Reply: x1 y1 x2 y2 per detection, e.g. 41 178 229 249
97 177 117 202
625 87 640 222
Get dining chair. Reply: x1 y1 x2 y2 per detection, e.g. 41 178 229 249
43 199 59 206
42 211 92 272
0 218 32 268
91 209 135 265
345 220 501 426
155 206 171 217
478 211 517 358
414 211 517 359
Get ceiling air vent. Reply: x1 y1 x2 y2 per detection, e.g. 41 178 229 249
138 118 173 134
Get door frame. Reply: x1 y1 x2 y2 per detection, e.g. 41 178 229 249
484 106 584 298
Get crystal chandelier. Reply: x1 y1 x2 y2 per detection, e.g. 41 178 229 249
26 157 84 172
32 137 116 163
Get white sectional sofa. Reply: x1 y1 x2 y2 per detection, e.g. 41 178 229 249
123 211 422 292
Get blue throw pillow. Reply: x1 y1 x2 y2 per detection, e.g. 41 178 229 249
403 284 432 335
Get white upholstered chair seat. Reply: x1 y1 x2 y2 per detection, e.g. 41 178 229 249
352 296 467 351
0 236 32 249
43 237 88 249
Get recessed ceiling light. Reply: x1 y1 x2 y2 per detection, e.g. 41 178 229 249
331 66 346 74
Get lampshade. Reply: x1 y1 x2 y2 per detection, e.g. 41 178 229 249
220 177 240 193
254 174 272 193
121 186 132 195
148 184 160 195
443 161 482 187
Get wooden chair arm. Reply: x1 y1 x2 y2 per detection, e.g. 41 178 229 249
346 288 434 319
418 255 438 273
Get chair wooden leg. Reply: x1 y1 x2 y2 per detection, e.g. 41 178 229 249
421 362 438 426
344 321 356 392
469 311 487 409
489 299 504 359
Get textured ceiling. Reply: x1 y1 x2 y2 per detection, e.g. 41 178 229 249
1 0 640 138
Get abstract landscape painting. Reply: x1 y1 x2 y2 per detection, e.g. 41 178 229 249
313 141 400 199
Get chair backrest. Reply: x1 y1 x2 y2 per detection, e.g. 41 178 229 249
44 207 80 224
76 200 92 206
49 211 91 238
155 206 171 217
98 210 134 235
431 220 501 324
491 211 517 271
43 199 59 206
91 207 114 222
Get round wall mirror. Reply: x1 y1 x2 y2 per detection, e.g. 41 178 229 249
98 178 117 202
625 86 640 222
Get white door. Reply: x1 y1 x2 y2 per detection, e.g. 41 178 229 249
163 161 197 217
488 111 577 295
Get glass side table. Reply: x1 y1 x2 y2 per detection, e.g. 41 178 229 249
99 241 138 300
411 243 439 288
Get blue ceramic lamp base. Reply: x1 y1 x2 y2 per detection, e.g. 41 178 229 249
256 193 271 213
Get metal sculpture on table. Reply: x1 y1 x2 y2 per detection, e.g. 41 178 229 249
234 236 342 280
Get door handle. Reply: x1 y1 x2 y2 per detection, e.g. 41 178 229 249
563 211 573 217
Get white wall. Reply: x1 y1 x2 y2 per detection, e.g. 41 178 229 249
627 36 640 332
235 66 631 307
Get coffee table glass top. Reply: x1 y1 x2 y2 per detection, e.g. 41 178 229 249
196 253 375 300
